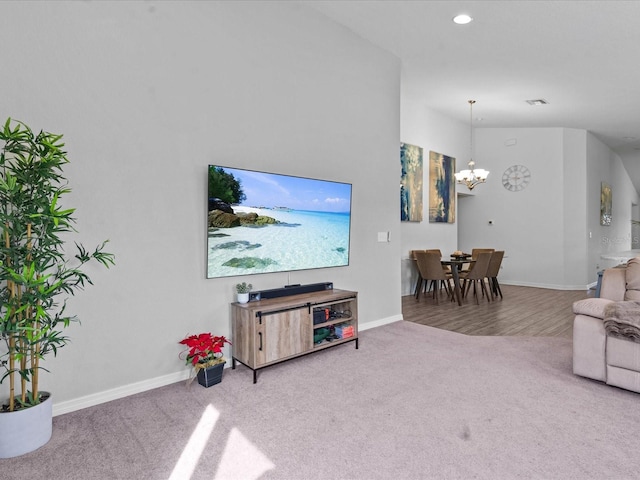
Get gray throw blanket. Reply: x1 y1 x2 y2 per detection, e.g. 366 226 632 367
604 301 640 344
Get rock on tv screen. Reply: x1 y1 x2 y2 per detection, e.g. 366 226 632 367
207 165 352 279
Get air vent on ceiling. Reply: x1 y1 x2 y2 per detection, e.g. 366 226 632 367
526 99 549 106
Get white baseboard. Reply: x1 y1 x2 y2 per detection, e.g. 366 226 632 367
500 280 592 291
53 370 190 417
359 314 403 331
53 314 403 417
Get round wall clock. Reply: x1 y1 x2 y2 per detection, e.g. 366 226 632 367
502 164 531 192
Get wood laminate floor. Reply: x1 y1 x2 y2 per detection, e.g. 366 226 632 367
402 283 594 337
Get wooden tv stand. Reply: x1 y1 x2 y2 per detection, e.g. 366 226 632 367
231 289 358 383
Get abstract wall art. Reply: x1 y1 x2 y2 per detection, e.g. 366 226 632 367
601 182 612 226
400 142 423 222
429 151 456 223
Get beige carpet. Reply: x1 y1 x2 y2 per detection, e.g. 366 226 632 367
3 321 639 479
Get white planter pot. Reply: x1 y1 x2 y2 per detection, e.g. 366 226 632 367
237 292 249 304
0 392 53 458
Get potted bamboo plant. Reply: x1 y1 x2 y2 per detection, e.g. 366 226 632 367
0 118 114 458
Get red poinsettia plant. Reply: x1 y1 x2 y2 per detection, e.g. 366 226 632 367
179 333 231 369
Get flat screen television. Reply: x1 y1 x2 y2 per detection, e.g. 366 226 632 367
207 165 352 279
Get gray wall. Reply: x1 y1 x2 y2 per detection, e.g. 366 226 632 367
458 127 637 289
460 128 569 288
0 1 402 413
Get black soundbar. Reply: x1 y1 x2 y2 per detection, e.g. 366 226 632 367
249 282 333 301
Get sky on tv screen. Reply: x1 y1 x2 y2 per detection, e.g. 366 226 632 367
216 166 351 213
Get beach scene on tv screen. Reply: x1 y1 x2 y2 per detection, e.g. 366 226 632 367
207 166 352 279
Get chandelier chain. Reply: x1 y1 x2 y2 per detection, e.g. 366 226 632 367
469 100 475 168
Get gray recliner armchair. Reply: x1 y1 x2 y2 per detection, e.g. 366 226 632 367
572 258 640 393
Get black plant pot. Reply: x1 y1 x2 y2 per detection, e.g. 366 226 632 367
196 362 225 388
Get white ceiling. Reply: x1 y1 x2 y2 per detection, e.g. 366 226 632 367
302 0 640 192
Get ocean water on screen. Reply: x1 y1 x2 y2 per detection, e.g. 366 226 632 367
207 207 350 278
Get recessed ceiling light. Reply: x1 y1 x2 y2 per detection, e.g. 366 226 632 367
525 99 549 106
453 14 473 25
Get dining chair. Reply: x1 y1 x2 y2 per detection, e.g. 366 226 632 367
409 249 425 260
471 248 495 259
425 248 452 289
461 248 495 273
484 250 505 300
414 251 453 304
459 252 492 304
410 250 426 296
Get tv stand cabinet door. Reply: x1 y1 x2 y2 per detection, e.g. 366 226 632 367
256 307 312 365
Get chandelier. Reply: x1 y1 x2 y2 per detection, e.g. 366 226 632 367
454 100 489 190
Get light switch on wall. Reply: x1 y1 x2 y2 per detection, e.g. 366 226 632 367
377 231 390 242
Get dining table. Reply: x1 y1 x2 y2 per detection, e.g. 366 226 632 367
441 257 475 306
